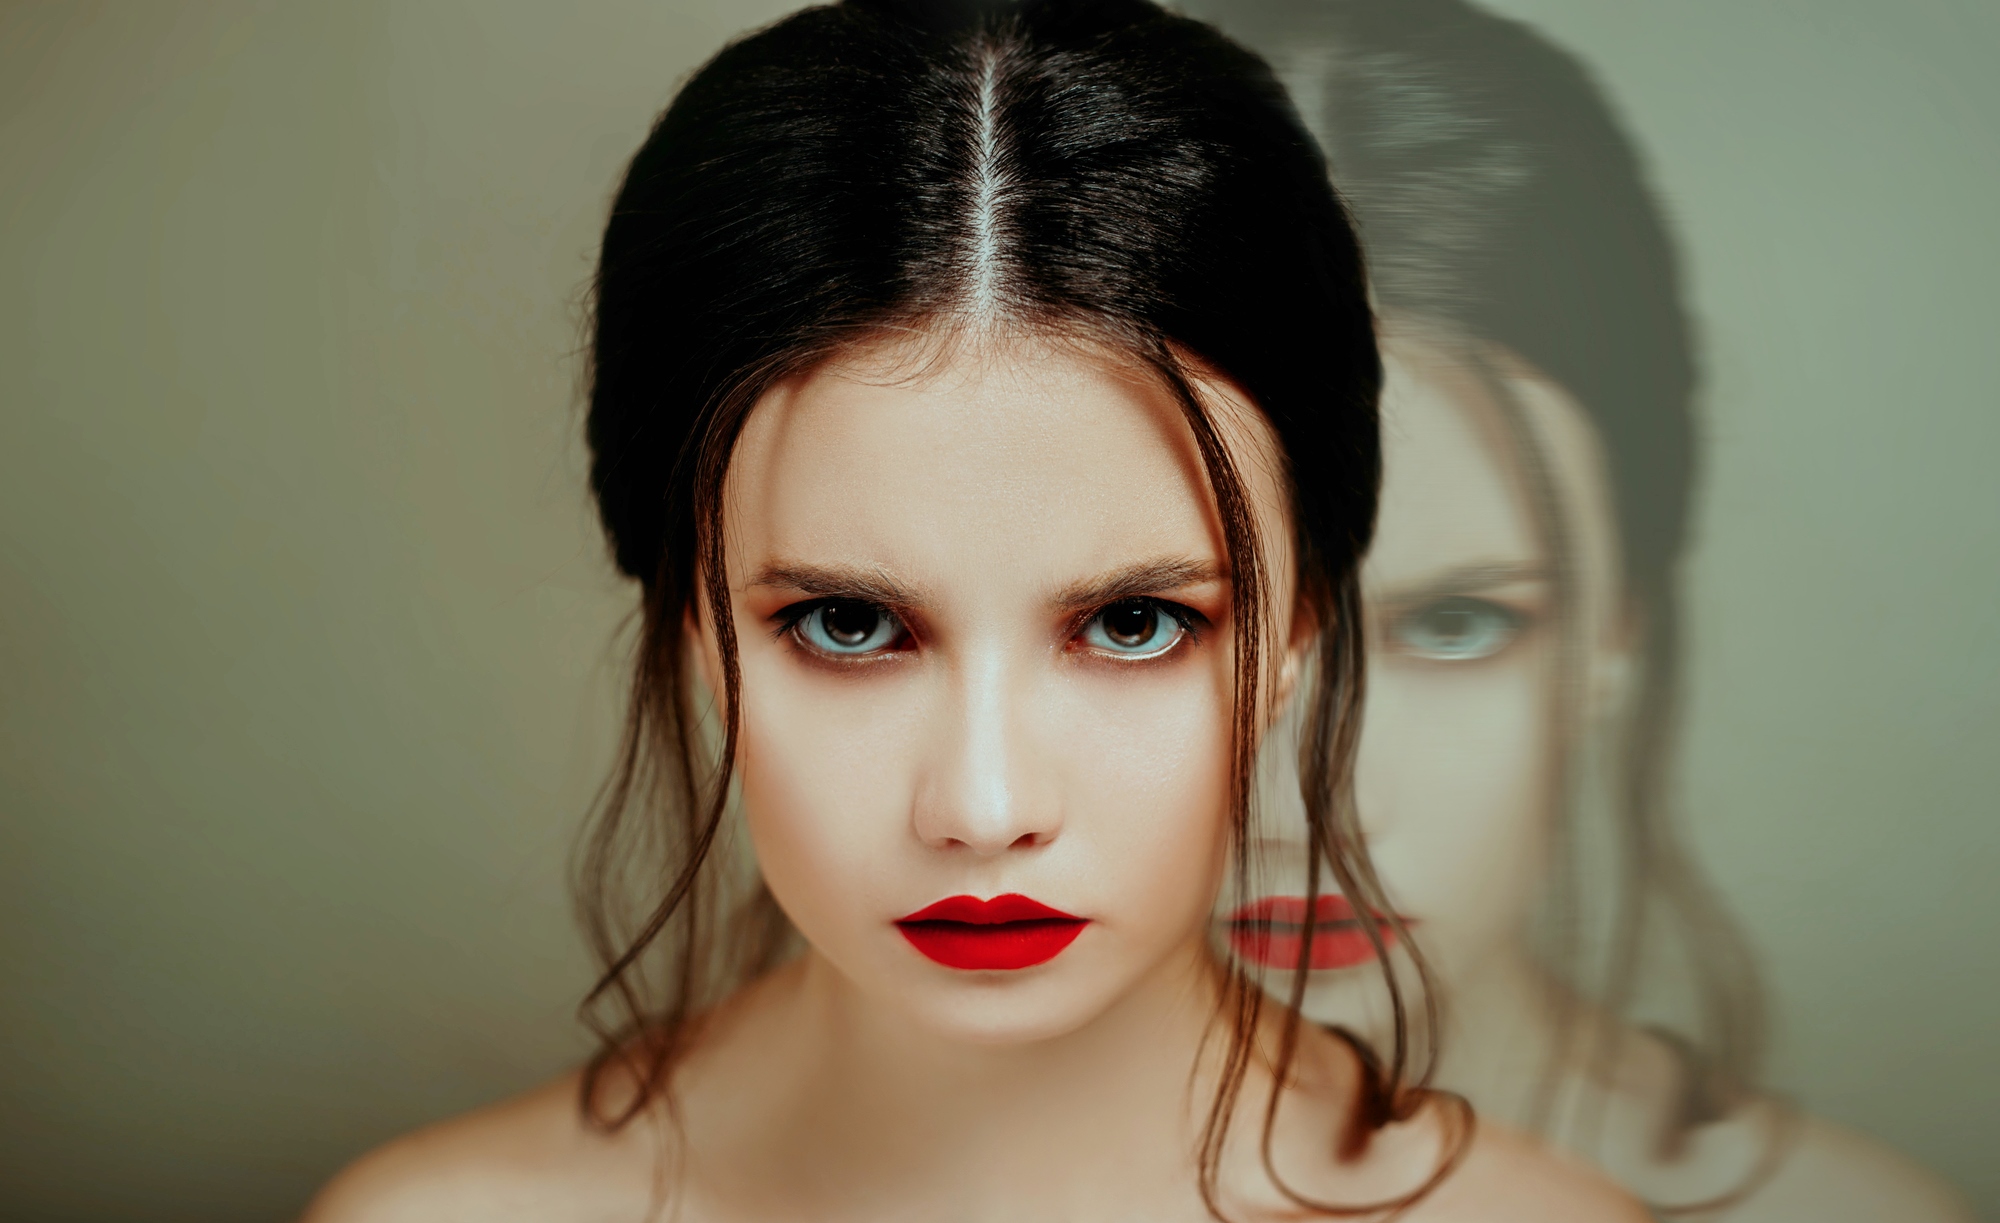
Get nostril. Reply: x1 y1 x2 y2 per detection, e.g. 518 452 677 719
1009 831 1040 850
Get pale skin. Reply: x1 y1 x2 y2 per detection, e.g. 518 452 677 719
304 329 1643 1222
1232 324 1976 1223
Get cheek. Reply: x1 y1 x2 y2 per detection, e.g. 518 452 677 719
733 658 929 943
732 647 1237 957
1051 665 1234 928
1356 651 1553 942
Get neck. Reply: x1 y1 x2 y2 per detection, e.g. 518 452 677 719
693 938 1234 1219
1430 943 1573 1128
1431 943 1716 1170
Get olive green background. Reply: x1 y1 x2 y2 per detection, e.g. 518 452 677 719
1 3 1994 1219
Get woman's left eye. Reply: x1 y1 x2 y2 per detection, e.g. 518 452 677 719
1389 595 1524 662
1080 599 1188 658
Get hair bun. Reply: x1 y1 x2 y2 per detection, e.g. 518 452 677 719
842 0 1150 37
842 0 1026 30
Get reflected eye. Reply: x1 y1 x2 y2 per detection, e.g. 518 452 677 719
1081 599 1187 658
794 600 904 656
1389 596 1524 662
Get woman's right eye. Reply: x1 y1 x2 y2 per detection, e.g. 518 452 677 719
1388 595 1525 662
792 600 905 657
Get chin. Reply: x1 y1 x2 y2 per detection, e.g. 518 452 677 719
901 973 1122 1046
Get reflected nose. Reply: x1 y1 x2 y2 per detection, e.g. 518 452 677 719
911 648 1061 855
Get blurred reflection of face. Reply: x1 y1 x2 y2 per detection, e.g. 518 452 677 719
1228 327 1624 1023
712 330 1299 1047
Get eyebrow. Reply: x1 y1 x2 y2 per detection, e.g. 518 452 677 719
747 561 926 608
744 555 1225 613
1050 556 1225 611
1373 561 1550 606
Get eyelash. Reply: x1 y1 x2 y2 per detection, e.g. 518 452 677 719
1068 598 1206 662
769 597 1207 662
771 599 913 659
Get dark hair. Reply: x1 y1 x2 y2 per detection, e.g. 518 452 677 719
1184 0 1774 1207
577 0 1461 1216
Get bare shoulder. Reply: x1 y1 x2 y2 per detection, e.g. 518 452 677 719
1411 1117 1648 1223
1724 1114 1974 1223
299 1069 663 1223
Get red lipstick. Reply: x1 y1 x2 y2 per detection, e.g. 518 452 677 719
895 894 1088 971
1225 895 1399 971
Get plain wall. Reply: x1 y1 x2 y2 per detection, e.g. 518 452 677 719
0 3 1993 1219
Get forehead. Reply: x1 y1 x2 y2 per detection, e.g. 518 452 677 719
724 332 1227 589
1365 339 1542 588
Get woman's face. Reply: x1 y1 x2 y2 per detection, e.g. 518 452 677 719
708 330 1299 1045
1226 328 1626 1019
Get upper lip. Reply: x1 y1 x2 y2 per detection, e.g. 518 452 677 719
1224 895 1388 927
897 894 1082 924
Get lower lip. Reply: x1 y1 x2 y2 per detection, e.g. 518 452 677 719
1225 895 1400 971
896 894 1089 971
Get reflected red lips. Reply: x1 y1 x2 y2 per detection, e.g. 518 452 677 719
896 894 1088 971
1225 895 1401 970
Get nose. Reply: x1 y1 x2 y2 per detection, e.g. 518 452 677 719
910 646 1061 855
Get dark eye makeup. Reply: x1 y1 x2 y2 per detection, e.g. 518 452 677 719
1076 597 1202 660
777 599 910 658
771 595 1205 663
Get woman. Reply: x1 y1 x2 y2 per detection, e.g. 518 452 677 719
1191 1 1975 1218
303 1 1638 1219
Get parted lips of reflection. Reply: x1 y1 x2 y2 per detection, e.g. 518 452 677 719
895 894 1089 971
1224 894 1401 971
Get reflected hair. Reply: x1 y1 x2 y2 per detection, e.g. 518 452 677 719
1184 0 1773 1208
576 0 1463 1216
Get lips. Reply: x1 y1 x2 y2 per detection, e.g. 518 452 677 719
895 894 1088 971
1224 894 1399 971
